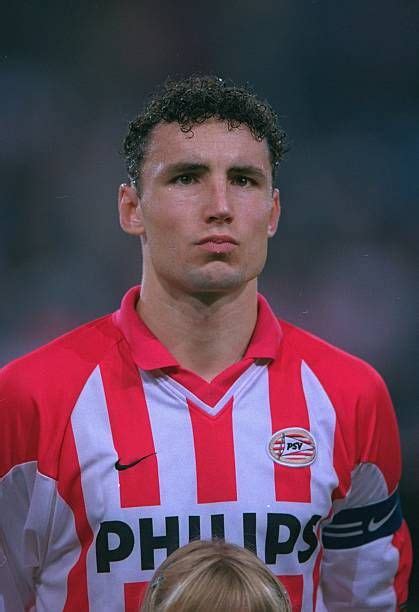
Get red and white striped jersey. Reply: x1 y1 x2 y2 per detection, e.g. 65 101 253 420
0 287 412 611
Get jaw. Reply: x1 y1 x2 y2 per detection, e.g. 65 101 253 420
141 240 267 300
171 254 265 296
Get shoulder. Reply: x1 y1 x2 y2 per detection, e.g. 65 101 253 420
0 314 124 478
278 319 400 489
278 318 391 408
1 313 122 394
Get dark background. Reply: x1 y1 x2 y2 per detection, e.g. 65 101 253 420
1 0 418 604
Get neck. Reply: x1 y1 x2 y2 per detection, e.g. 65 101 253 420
137 279 258 382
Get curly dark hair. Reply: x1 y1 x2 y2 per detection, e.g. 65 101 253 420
123 75 287 189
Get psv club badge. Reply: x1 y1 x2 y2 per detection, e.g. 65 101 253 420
267 427 317 467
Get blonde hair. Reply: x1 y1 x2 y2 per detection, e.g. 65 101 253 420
141 540 291 612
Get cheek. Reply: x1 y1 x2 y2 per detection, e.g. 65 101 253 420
240 215 270 259
242 210 271 240
144 216 187 263
143 204 176 240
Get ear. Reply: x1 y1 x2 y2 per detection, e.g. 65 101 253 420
118 183 145 236
267 188 281 238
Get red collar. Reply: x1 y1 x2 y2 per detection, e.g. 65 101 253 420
113 286 282 371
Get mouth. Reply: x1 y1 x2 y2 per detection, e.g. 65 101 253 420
195 235 238 254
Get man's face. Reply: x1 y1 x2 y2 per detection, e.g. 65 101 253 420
119 119 280 296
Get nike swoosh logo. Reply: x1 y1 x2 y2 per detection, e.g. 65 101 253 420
114 452 156 471
367 503 398 532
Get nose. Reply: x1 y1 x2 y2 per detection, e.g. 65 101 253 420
205 178 233 224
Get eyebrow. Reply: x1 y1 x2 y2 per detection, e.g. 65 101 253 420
164 162 210 175
228 165 267 181
163 162 267 181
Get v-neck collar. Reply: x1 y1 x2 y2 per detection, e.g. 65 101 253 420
113 286 282 405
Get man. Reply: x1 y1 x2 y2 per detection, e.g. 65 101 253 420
0 76 412 611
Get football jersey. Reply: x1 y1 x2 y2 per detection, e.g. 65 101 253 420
0 287 412 611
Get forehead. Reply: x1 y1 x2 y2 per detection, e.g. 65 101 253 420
142 119 272 174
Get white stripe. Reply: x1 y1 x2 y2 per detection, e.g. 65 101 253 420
301 361 339 612
232 364 275 503
323 521 362 530
71 367 127 610
231 365 278 566
140 369 199 570
0 463 80 611
323 530 364 538
233 364 317 577
300 362 338 509
36 490 81 611
141 370 197 509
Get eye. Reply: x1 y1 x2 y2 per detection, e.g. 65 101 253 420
231 175 256 187
173 174 197 185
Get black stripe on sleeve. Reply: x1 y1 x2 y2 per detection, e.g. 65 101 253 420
322 488 402 550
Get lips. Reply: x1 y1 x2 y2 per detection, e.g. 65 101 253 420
196 235 238 253
196 235 238 245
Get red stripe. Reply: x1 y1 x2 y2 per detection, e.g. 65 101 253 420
100 343 160 508
124 582 148 612
0 398 38 477
58 424 92 610
188 397 237 503
268 359 311 502
278 574 303 612
391 521 413 607
283 453 313 457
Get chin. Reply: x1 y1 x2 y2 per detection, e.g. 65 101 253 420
183 266 256 294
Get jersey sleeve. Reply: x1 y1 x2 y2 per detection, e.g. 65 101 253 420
320 370 412 610
0 364 57 611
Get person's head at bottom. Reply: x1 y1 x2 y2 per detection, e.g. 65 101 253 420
141 539 291 612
